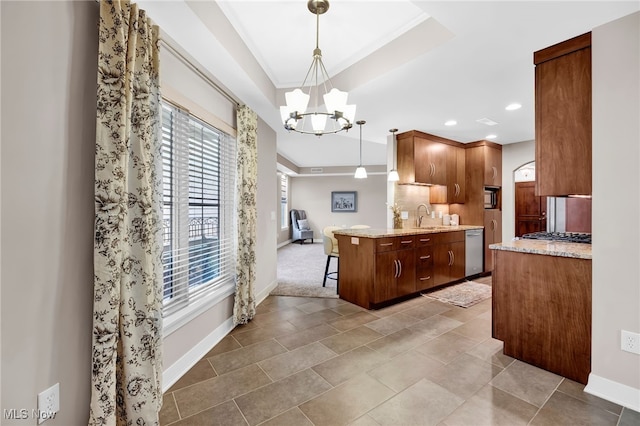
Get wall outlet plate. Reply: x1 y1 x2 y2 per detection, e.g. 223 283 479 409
37 383 60 424
621 330 640 355
400 211 409 220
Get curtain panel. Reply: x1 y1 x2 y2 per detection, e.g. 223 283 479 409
90 1 163 424
233 106 258 325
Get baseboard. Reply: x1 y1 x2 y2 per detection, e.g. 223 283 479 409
584 373 640 411
162 316 234 393
277 239 291 249
256 278 279 304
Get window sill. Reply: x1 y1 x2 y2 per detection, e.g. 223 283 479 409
163 282 235 337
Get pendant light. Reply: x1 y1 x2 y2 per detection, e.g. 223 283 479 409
354 120 367 179
388 128 400 182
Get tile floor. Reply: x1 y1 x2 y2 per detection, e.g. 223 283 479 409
160 281 639 425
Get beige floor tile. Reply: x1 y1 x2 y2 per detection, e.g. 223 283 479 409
235 369 333 425
299 373 395 426
258 341 336 381
404 300 453 320
329 311 380 331
556 378 623 415
348 414 382 426
172 400 247 426
250 306 309 327
173 364 272 418
450 317 492 342
291 309 344 330
366 328 432 358
320 326 383 354
414 331 478 364
367 350 445 392
209 339 287 375
465 337 514 368
203 335 242 358
332 302 368 315
367 378 465 426
440 300 490 323
443 384 538 426
619 407 640 426
229 320 260 335
364 313 421 335
490 360 562 407
275 323 340 350
159 393 180 425
296 300 334 314
408 314 464 339
427 353 503 400
232 321 299 347
530 390 619 425
259 407 314 426
167 358 217 393
312 345 388 386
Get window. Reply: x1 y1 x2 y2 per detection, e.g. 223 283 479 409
280 173 288 229
161 102 236 319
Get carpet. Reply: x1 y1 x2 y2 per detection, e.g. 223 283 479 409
272 242 339 298
422 280 492 308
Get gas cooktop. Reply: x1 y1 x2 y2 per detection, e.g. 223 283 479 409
521 231 592 244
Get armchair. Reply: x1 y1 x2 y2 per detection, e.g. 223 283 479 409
290 209 314 244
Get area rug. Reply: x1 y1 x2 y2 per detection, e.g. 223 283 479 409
271 242 339 298
422 280 492 308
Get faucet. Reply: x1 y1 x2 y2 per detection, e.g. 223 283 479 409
417 203 430 227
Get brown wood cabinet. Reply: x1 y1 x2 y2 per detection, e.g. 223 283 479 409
492 249 591 384
373 236 416 303
396 130 463 186
431 145 466 204
433 231 465 286
483 146 502 187
483 209 502 271
415 234 434 291
534 32 592 196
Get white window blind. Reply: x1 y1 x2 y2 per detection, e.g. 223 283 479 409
280 173 288 229
161 102 236 318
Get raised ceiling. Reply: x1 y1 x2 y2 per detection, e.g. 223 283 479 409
138 1 639 170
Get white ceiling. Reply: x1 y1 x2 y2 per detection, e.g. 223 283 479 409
138 1 639 170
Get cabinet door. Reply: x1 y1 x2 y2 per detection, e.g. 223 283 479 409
396 249 416 296
415 137 447 185
433 243 452 286
484 146 502 187
374 251 398 303
454 147 466 202
535 36 591 196
450 241 466 282
483 210 502 272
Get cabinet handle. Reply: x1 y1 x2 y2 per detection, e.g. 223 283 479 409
454 183 459 197
448 250 453 266
420 238 431 243
420 255 431 260
400 240 413 245
419 276 431 281
430 163 435 177
492 166 497 181
398 259 402 278
393 259 399 278
451 251 455 265
380 242 393 247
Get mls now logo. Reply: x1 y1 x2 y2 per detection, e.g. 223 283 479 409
3 409 57 422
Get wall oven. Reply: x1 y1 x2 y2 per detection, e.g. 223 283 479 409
484 187 499 209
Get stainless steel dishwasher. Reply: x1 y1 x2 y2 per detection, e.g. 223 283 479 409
465 229 484 277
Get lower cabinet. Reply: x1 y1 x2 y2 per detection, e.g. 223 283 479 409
484 209 502 271
374 248 416 303
433 231 466 286
415 234 434 291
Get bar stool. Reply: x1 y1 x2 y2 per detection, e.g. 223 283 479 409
322 226 341 288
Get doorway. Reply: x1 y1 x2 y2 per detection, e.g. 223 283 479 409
515 181 547 237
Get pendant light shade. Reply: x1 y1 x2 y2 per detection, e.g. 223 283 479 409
355 120 367 179
388 128 400 182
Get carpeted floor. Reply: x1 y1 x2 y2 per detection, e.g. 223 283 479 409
272 242 339 298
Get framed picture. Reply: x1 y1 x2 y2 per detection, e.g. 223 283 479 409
331 191 357 212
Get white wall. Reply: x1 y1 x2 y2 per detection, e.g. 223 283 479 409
1 1 97 423
501 140 536 241
587 11 640 410
290 174 387 240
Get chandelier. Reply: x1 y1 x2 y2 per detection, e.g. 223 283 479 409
279 0 356 136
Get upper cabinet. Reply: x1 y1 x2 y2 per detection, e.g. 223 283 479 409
484 145 502 187
397 131 448 186
431 144 466 204
534 32 592 196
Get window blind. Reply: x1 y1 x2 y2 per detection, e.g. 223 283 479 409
161 102 236 318
280 173 288 229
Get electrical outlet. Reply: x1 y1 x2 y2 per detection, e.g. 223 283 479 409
37 383 60 424
621 330 640 355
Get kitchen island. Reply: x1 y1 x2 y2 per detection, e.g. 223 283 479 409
333 226 483 310
490 239 592 384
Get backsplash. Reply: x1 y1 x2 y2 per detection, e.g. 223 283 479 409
394 184 451 228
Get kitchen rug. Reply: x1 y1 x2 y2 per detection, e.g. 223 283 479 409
422 280 492 308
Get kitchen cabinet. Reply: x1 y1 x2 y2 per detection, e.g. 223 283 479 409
483 209 502 271
415 234 434 291
534 32 591 196
374 240 416 303
396 131 454 186
430 145 466 204
433 231 465 286
483 146 502 187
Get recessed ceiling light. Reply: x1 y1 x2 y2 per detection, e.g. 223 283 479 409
444 120 457 126
486 134 497 139
505 103 522 111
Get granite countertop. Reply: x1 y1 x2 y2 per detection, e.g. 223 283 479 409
489 239 592 260
333 225 484 238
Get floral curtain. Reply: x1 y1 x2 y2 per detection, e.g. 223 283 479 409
233 106 258 325
90 1 163 424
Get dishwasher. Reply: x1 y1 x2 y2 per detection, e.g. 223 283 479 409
465 229 484 277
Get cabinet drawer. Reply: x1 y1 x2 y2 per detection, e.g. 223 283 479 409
375 237 397 252
397 237 416 250
416 247 433 267
416 268 434 291
416 234 434 246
